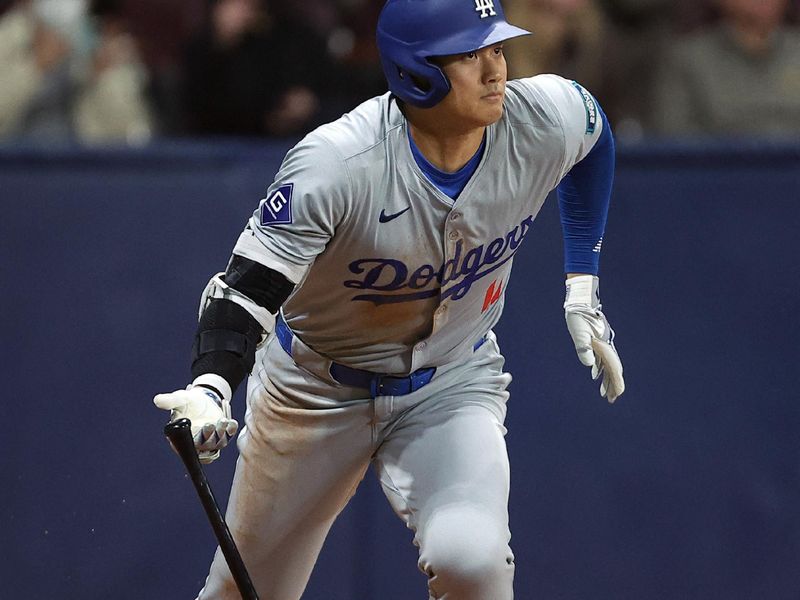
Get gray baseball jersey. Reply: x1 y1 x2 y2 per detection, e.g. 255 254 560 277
231 74 602 374
197 74 606 600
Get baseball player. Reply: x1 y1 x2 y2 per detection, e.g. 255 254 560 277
154 0 625 598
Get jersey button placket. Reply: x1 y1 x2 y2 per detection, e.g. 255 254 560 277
432 304 448 331
437 210 460 336
412 340 429 369
447 211 462 242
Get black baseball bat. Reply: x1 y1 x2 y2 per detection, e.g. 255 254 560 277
164 418 259 600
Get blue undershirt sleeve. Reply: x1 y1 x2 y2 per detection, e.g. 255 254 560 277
557 106 615 275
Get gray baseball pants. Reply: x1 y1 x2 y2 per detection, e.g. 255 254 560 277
197 331 514 599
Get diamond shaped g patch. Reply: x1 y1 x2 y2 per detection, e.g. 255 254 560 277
260 184 294 226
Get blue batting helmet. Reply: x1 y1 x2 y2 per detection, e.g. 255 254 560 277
376 0 531 108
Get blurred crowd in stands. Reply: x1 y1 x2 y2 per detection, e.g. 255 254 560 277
1 0 798 145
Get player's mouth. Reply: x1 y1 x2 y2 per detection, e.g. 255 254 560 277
481 90 504 102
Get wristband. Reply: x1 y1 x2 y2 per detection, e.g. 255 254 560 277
564 275 599 308
192 373 232 403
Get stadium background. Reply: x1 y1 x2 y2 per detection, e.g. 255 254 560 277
3 139 798 599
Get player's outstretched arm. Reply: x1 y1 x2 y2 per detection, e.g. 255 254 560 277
554 86 623 403
154 255 297 462
564 274 624 403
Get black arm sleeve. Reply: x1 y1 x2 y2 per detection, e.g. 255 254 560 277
190 258 296 394
191 299 262 392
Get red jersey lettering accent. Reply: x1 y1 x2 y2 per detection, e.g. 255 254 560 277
482 279 503 312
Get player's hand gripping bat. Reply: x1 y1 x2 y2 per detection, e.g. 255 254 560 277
164 418 259 600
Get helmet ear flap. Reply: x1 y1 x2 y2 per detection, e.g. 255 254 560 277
408 71 433 93
392 62 445 106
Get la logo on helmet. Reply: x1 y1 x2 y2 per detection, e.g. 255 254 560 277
475 0 497 18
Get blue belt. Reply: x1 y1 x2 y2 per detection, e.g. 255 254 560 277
275 316 487 398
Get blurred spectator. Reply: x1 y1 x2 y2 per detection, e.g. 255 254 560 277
0 0 154 144
73 0 154 143
275 0 388 119
596 0 674 139
181 0 333 138
501 0 681 140
0 0 81 140
652 0 800 138
114 0 206 135
504 0 608 95
320 0 388 118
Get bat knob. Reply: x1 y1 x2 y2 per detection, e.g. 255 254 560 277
164 417 192 437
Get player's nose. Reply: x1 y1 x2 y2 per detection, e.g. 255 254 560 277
481 54 505 84
484 69 504 87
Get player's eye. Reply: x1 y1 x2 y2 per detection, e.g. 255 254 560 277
494 45 504 55
465 51 477 60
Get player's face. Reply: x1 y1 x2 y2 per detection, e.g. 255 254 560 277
435 43 507 128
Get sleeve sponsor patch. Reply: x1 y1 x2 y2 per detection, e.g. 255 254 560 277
260 183 294 226
570 81 597 135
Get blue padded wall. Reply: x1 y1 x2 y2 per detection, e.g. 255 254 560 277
2 140 798 599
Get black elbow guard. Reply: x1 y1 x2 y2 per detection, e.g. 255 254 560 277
191 298 262 392
222 255 295 313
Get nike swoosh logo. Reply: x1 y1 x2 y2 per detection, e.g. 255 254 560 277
379 206 410 223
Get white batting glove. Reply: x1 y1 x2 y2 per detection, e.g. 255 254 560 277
564 275 625 403
153 374 238 463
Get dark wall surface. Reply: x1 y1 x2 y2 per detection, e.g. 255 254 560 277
3 140 798 600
